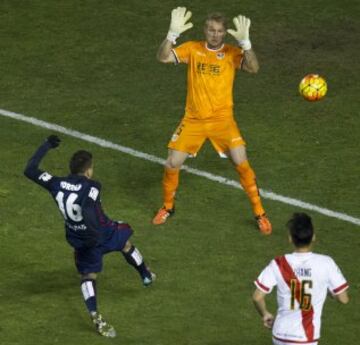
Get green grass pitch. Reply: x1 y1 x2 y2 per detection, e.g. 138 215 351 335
0 1 359 344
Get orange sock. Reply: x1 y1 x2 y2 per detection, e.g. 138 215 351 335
235 160 265 216
162 167 180 210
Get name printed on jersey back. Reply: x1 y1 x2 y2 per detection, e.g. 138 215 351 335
294 268 312 278
60 181 82 191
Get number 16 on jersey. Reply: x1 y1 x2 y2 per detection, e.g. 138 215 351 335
55 191 83 222
290 279 313 311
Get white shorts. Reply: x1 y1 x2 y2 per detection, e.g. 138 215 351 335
273 339 318 345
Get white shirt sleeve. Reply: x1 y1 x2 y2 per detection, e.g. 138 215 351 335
254 260 277 294
327 257 349 295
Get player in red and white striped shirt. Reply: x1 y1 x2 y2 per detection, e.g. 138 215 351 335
252 213 349 345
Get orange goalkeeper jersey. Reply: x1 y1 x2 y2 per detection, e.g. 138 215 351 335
172 41 243 120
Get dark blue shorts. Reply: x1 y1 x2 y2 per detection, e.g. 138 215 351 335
74 224 133 274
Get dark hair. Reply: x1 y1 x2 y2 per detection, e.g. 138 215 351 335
205 12 228 30
69 150 93 174
287 213 314 247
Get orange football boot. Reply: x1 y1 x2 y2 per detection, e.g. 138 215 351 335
256 214 272 235
152 207 175 225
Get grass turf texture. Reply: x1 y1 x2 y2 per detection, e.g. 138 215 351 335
0 0 359 344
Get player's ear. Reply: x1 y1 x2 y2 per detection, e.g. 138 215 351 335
288 234 293 244
85 166 94 179
312 233 316 243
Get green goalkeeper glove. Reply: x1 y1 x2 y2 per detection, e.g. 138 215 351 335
227 15 252 50
167 7 193 44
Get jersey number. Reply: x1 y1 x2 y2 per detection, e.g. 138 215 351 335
290 279 312 311
55 192 83 222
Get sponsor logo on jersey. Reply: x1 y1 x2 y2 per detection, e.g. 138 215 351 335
60 181 82 191
216 52 225 60
196 62 221 76
89 187 99 201
66 222 87 231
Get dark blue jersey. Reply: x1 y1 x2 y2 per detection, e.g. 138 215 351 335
24 141 122 249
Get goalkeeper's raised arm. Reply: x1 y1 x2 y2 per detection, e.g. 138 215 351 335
227 14 259 73
157 7 193 63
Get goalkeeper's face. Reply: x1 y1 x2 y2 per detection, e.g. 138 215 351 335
204 20 226 49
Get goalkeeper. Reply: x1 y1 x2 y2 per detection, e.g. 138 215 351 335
153 7 272 234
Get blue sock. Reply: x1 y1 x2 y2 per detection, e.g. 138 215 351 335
81 279 97 314
122 245 150 279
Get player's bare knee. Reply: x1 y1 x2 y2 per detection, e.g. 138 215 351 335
122 240 132 253
165 157 182 169
229 146 248 165
166 150 187 169
82 272 97 280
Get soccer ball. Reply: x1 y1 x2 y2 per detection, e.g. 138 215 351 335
299 74 327 101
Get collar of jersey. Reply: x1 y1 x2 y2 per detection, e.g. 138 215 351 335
292 251 313 256
68 174 87 179
205 42 224 52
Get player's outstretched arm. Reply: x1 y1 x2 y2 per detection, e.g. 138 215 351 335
227 15 259 73
157 7 193 63
24 135 60 185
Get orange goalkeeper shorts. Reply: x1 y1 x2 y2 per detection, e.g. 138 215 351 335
167 117 246 156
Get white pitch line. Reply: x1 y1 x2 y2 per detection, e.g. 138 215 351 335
1 108 360 227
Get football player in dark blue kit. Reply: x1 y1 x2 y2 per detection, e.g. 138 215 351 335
24 135 155 338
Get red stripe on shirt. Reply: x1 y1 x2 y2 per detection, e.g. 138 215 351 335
273 335 319 343
255 279 270 292
275 256 315 342
333 282 348 294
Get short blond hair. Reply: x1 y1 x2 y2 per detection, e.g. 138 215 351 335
205 12 228 30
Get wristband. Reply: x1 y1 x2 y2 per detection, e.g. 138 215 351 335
167 31 180 45
238 39 252 51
